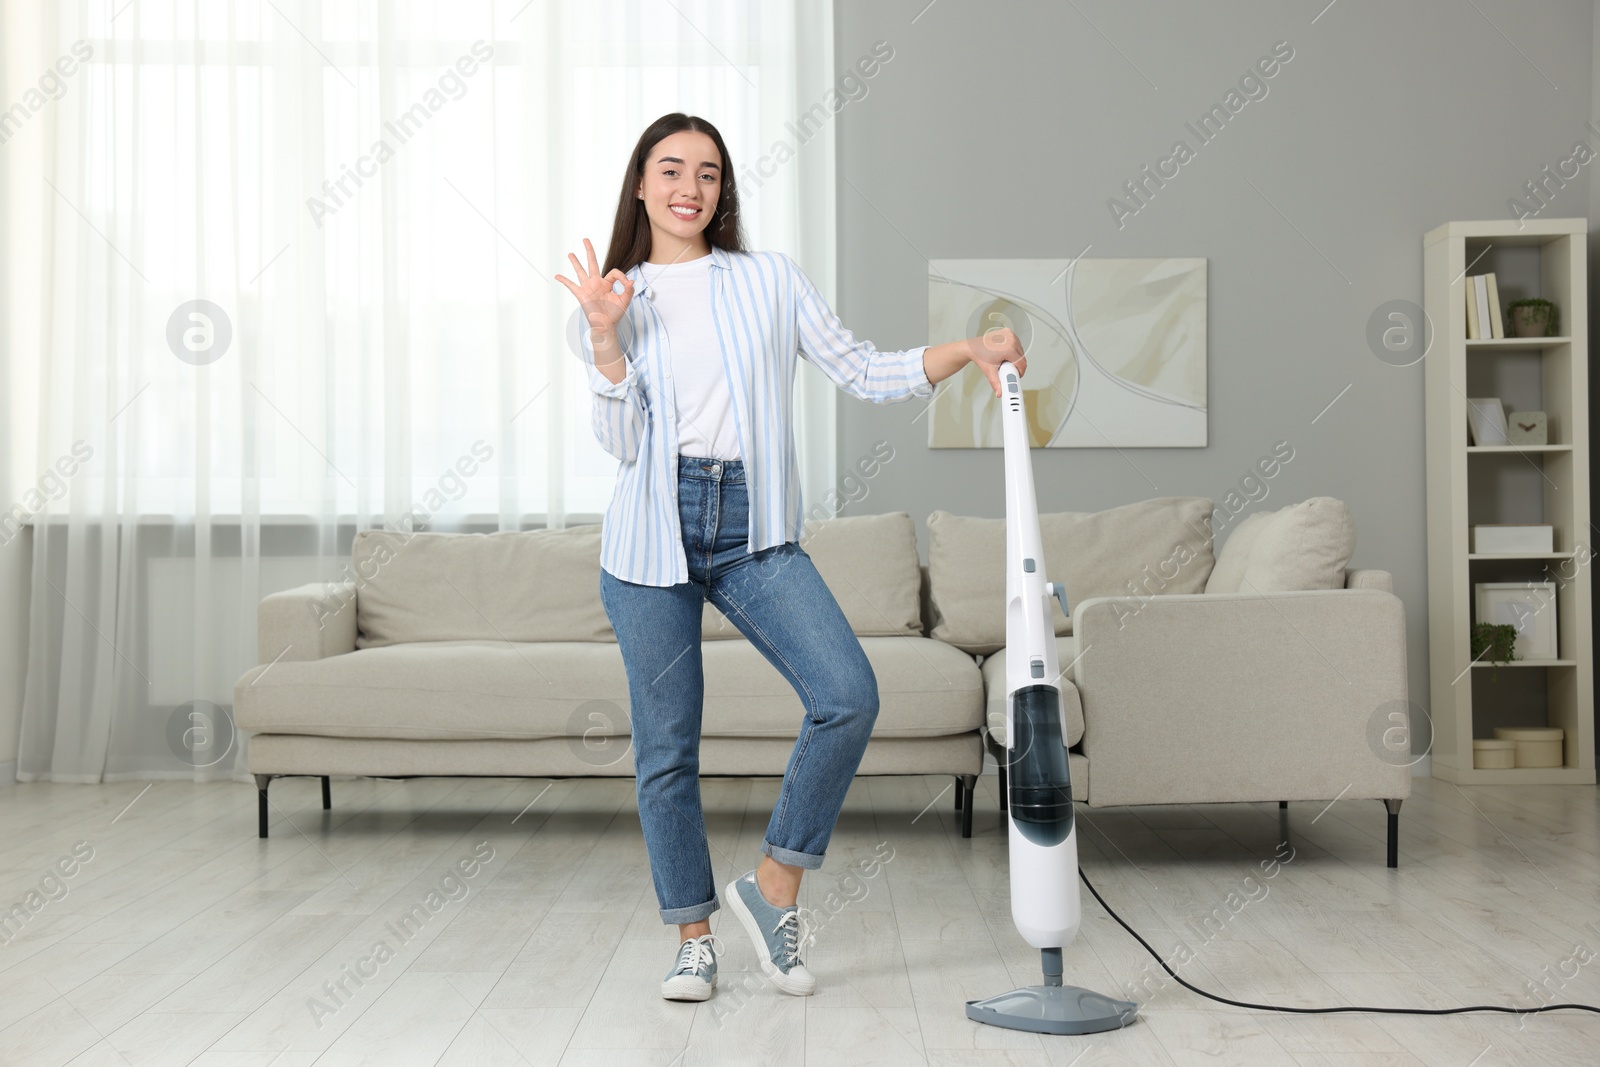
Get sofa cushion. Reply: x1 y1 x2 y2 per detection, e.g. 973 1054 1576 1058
235 634 982 742
351 526 611 649
1206 497 1355 594
1204 509 1274 593
702 511 924 640
1243 497 1355 591
926 497 1215 655
349 517 921 648
979 640 1085 748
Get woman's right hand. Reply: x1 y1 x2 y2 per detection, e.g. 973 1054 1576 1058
555 237 634 352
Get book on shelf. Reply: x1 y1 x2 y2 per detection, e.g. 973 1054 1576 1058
1464 272 1505 339
1485 272 1504 338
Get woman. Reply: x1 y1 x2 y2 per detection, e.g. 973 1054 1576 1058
555 112 1025 1003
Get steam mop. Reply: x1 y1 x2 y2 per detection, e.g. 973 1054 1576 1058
964 360 1140 1036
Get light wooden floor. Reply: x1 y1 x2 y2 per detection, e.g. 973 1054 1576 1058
0 771 1596 1065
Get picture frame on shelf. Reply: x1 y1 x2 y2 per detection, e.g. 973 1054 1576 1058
1466 397 1508 446
1474 581 1558 660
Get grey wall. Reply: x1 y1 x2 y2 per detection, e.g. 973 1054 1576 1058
830 0 1600 757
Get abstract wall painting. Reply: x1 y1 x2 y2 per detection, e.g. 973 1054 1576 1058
927 258 1207 448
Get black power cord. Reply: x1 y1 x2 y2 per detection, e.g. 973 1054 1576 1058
1079 868 1600 1019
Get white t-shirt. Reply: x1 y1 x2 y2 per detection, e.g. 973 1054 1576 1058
640 254 742 461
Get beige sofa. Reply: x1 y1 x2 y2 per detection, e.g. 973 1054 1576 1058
234 496 1411 865
234 511 988 836
926 496 1412 867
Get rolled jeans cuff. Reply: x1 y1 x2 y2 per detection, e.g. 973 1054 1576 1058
659 894 720 924
762 839 825 870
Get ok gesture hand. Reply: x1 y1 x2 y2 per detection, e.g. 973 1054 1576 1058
555 237 634 352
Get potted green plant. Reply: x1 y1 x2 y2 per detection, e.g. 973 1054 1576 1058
1505 297 1557 338
1471 621 1520 680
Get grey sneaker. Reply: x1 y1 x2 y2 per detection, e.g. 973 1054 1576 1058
726 871 816 996
661 933 722 1001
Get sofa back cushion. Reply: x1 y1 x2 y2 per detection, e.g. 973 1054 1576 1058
702 511 924 639
927 496 1215 655
352 526 612 648
353 513 925 648
1207 497 1355 593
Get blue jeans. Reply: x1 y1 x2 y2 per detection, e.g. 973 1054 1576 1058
598 454 880 924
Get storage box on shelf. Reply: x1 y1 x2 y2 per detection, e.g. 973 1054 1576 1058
1472 738 1516 769
1423 217 1595 784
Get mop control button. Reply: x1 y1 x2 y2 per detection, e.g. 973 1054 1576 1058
1023 557 1035 572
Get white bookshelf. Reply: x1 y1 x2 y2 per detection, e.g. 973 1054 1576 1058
1422 217 1595 785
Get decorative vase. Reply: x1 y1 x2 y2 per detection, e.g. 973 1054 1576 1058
1511 305 1552 338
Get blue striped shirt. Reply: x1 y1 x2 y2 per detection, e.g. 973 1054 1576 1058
586 245 933 586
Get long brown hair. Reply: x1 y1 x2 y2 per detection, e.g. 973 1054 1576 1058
601 113 748 276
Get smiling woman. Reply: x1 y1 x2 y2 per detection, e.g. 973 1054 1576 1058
602 113 746 278
553 110 1027 1006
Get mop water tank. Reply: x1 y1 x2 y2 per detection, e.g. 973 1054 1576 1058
1007 683 1074 847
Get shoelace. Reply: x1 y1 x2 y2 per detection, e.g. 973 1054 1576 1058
770 909 812 968
673 934 723 977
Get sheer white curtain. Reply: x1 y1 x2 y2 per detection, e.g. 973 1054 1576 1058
9 0 838 783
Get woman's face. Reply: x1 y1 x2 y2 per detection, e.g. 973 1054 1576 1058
636 130 722 246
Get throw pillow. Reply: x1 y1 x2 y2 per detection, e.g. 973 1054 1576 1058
1204 509 1274 593
1238 497 1355 592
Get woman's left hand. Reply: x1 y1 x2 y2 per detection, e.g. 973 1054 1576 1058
966 328 1027 397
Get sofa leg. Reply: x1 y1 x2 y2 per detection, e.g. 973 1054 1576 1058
255 774 273 839
322 776 332 810
1279 800 1288 810
959 775 977 838
1384 799 1402 869
954 775 963 811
